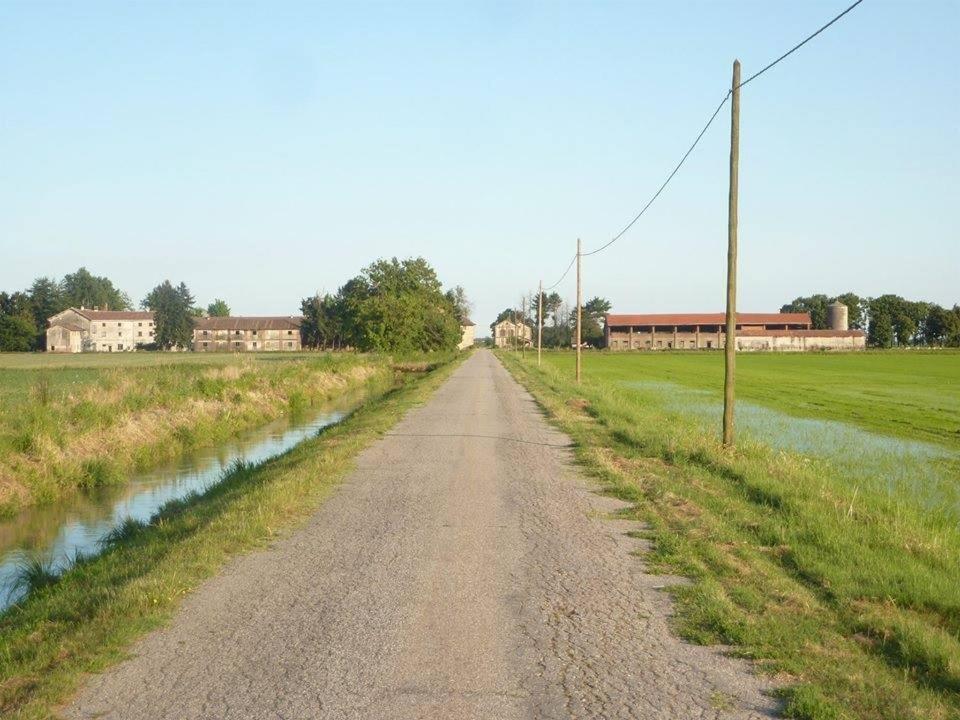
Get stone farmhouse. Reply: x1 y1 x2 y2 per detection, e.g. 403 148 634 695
47 308 155 353
193 316 302 352
458 319 476 350
604 305 865 352
493 318 532 348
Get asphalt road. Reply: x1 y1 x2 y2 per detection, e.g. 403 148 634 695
65 350 775 720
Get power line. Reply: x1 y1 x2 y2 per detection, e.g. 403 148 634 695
738 0 865 89
543 253 577 291
579 0 865 259
581 90 731 257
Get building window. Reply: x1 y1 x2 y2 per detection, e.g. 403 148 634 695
138 322 142 327
202 330 208 336
137 331 142 337
118 322 122 327
102 322 107 327
202 342 208 348
252 342 257 349
118 343 123 350
286 341 293 347
707 341 713 348
287 330 293 335
252 330 258 336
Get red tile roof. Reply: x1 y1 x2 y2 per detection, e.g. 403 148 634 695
605 312 811 327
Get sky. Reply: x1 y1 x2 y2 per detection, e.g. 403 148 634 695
1 0 957 332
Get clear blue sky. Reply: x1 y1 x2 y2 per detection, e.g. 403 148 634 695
1 1 957 331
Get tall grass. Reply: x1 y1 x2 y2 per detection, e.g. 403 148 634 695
0 354 388 516
501 351 960 720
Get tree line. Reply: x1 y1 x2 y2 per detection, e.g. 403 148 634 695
491 293 612 348
0 267 231 351
2 258 468 354
300 257 467 353
781 293 960 348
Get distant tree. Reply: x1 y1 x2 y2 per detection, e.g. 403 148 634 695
27 277 66 348
868 312 894 348
0 314 36 351
61 267 130 310
922 304 958 346
444 286 472 325
582 297 612 348
142 281 195 350
207 299 231 317
311 258 460 353
780 294 831 329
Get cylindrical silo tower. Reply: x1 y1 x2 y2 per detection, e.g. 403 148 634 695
827 301 849 331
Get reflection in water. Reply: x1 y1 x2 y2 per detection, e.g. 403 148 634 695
622 380 960 520
0 406 349 611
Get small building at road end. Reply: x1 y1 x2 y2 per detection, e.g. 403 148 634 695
493 318 532 348
458 319 476 350
604 307 865 351
193 316 303 352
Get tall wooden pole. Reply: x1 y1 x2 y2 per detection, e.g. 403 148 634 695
537 280 543 367
722 60 741 446
576 237 582 384
521 294 527 358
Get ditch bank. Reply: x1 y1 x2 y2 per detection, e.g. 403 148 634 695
0 353 463 719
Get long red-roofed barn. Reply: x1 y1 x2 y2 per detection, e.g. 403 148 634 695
604 308 865 351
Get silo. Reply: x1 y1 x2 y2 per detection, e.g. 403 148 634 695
827 302 849 331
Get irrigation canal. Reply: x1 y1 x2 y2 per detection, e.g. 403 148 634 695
0 403 353 611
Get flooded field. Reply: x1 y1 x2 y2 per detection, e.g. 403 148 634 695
624 380 960 520
0 404 351 611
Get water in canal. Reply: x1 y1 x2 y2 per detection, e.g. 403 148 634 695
0 405 351 611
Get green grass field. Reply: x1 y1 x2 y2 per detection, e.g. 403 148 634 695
502 349 960 720
543 350 960 450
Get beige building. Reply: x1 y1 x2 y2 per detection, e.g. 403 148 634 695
47 308 155 352
193 316 302 352
458 320 476 350
493 318 532 349
604 311 865 352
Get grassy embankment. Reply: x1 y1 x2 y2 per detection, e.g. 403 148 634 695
500 350 959 720
0 352 463 718
0 352 387 517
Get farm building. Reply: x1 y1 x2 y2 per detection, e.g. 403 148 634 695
604 306 865 351
493 318 532 348
458 319 476 350
193 316 302 352
46 308 156 352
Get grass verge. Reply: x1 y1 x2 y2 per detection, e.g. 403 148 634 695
0 354 386 516
0 353 463 719
499 351 959 720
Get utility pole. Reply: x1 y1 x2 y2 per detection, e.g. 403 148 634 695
576 237 582 384
722 59 741 446
537 280 543 367
521 294 527 359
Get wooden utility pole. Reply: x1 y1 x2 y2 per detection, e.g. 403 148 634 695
722 59 741 446
575 238 582 384
521 294 527 359
537 280 543 367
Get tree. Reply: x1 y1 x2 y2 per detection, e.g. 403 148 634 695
61 267 130 310
207 299 231 317
780 294 831 329
142 281 195 349
444 286 472 324
301 258 461 353
868 312 894 348
582 297 612 348
27 277 65 348
0 314 36 351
